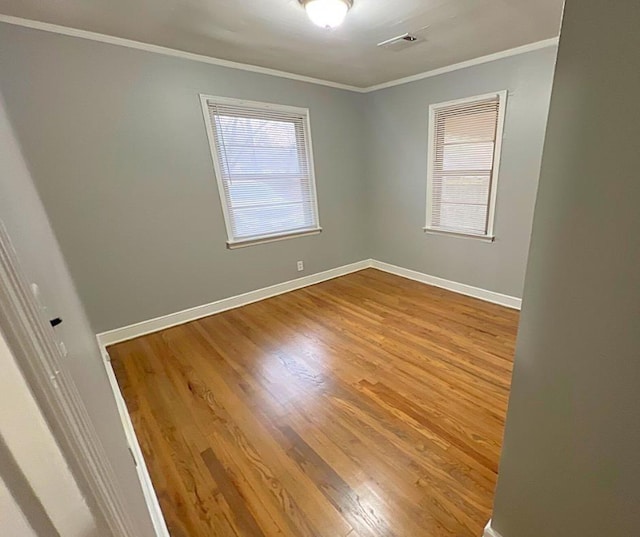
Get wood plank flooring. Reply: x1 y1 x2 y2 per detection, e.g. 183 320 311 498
109 268 519 537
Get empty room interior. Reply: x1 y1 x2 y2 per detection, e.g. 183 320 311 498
1 1 639 537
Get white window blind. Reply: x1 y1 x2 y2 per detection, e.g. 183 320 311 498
201 96 320 247
426 91 507 239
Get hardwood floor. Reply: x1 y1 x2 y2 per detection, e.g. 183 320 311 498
109 268 519 537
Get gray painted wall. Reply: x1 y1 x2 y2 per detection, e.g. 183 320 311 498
365 47 557 298
0 23 556 335
0 23 368 333
0 95 155 536
492 1 640 536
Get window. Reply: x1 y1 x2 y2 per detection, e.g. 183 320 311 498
200 95 321 248
426 91 507 240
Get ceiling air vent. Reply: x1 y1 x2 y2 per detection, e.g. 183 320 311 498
377 33 424 51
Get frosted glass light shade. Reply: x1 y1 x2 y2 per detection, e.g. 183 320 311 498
304 0 351 29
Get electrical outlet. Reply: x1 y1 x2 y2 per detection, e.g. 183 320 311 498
297 261 304 272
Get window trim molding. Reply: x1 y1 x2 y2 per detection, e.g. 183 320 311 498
425 90 508 240
423 227 495 243
226 227 323 249
199 94 321 248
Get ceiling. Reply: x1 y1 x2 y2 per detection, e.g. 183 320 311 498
0 0 565 88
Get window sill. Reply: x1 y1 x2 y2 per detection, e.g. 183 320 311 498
227 228 322 249
423 227 495 243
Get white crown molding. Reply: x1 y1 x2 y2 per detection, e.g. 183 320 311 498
484 519 505 537
97 259 521 347
365 37 560 92
0 14 363 93
0 14 558 94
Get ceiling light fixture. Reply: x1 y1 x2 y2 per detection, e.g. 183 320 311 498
299 0 353 29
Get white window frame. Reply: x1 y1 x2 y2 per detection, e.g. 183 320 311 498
425 90 508 242
199 94 322 249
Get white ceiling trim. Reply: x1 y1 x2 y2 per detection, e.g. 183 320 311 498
0 14 362 92
0 14 558 94
365 37 559 92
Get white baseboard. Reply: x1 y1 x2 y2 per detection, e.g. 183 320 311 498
95 259 371 536
371 260 522 310
96 262 520 537
484 520 504 537
97 258 522 347
99 349 170 537
97 260 371 347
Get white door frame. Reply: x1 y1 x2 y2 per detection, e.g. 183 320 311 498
0 221 137 537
